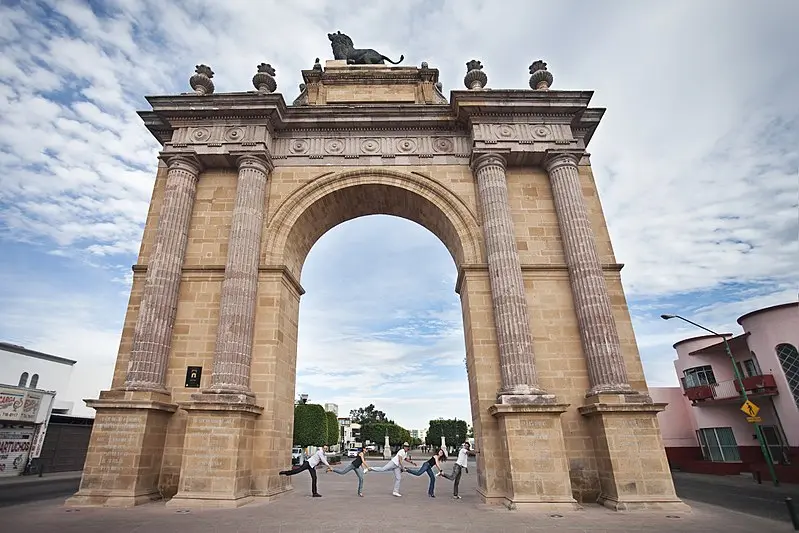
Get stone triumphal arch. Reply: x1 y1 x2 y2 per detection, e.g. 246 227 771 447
67 49 686 511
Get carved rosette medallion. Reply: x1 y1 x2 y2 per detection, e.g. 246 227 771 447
361 138 380 154
325 139 345 155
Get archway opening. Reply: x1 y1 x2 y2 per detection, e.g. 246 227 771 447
295 214 471 452
266 170 484 467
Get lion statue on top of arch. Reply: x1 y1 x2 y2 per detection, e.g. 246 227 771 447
328 31 404 65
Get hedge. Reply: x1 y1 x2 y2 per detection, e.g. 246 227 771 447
361 422 411 447
426 419 468 447
325 410 339 446
293 403 327 447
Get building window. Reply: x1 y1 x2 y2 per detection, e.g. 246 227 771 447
697 427 740 462
18 372 29 387
683 365 717 388
736 358 761 378
776 343 799 408
30 374 39 388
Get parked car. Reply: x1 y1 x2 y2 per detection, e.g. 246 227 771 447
291 446 304 465
347 448 359 458
365 444 377 452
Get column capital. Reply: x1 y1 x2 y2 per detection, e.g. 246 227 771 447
543 151 583 174
158 152 204 176
233 151 274 174
470 151 507 174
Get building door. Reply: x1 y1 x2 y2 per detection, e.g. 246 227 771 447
760 425 787 464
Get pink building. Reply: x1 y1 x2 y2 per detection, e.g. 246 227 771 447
651 302 799 482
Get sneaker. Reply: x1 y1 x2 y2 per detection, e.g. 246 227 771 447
392 492 402 497
429 494 435 498
453 495 461 499
312 493 322 498
358 492 364 497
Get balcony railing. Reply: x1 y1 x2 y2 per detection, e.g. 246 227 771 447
684 374 778 403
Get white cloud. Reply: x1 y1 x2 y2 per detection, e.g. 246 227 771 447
0 1 796 428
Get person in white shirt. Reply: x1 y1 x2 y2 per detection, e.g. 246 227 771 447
367 441 416 497
279 445 332 497
438 442 477 499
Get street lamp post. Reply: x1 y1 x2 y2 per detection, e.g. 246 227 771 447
661 313 779 486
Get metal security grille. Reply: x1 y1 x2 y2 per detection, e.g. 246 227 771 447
683 365 717 388
697 427 740 462
776 343 799 408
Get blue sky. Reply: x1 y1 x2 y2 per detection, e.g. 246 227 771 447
0 0 796 429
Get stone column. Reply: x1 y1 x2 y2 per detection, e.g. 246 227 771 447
206 153 273 398
471 153 545 400
125 154 202 393
544 152 630 395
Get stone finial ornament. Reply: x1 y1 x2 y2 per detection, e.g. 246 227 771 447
190 64 215 95
421 61 429 68
529 60 553 90
313 57 322 71
464 60 487 90
252 63 277 94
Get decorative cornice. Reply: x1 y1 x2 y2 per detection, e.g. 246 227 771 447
455 263 625 294
139 90 605 150
131 264 305 295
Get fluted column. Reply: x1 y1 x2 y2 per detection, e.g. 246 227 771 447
125 154 202 392
545 152 631 395
206 153 272 396
472 153 545 399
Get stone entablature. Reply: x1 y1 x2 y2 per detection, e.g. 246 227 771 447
139 81 602 169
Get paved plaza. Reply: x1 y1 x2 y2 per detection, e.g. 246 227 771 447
3 463 796 533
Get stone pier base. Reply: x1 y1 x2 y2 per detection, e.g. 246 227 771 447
579 395 690 512
65 390 176 507
487 403 580 511
165 395 263 509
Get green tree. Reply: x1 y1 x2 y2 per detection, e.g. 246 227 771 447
361 422 410 447
349 404 392 425
325 411 339 446
293 403 327 447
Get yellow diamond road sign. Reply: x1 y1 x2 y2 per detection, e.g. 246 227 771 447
741 400 760 417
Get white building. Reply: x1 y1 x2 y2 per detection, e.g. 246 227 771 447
0 342 76 414
410 428 428 442
337 417 361 449
324 403 338 416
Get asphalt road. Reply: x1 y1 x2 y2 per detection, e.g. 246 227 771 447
672 471 799 524
0 475 81 508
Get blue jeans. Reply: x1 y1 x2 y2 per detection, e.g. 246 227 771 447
332 463 364 494
407 462 435 495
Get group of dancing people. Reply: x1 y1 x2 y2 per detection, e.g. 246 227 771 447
279 441 477 499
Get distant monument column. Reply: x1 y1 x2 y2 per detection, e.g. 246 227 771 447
544 152 631 394
471 152 546 400
205 153 273 397
124 154 203 392
383 435 391 459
